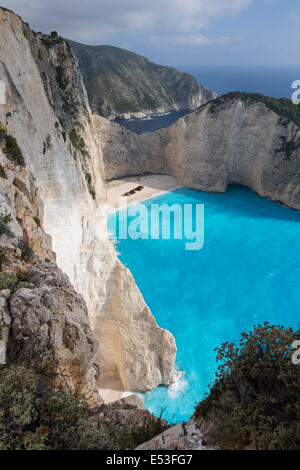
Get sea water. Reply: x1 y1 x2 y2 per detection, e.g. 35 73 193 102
116 65 300 134
107 186 300 422
115 110 189 133
180 65 300 100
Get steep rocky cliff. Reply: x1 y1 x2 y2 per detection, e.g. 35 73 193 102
0 8 176 395
0 124 100 402
68 40 216 120
99 92 300 211
95 115 169 180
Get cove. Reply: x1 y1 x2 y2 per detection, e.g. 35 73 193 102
115 110 190 133
107 186 300 422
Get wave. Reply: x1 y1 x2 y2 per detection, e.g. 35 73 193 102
167 367 188 399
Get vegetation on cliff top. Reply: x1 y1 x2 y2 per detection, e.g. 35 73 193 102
195 323 300 450
209 92 300 127
68 40 211 118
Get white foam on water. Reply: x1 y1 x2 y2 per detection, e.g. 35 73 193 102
168 368 188 399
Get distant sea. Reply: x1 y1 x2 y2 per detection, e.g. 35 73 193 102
181 64 300 99
116 65 300 133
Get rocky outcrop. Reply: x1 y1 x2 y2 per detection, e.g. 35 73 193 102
69 40 216 120
96 256 176 390
99 93 300 210
0 132 100 402
0 130 55 263
8 264 100 403
100 395 164 432
0 8 176 394
136 418 209 450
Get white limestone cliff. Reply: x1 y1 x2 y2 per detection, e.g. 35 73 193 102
99 94 300 211
0 7 176 393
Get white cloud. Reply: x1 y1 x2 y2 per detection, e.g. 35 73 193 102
1 0 253 45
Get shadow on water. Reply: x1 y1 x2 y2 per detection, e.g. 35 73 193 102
173 185 300 224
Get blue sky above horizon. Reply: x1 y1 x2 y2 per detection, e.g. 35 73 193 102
1 0 300 67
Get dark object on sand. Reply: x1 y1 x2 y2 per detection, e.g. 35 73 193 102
122 185 144 197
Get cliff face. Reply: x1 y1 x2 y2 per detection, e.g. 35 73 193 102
68 40 216 120
0 126 100 403
0 8 176 393
94 115 170 180
100 94 300 210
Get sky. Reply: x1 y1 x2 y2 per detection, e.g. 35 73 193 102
1 0 300 67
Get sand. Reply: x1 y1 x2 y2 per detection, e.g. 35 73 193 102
107 174 179 209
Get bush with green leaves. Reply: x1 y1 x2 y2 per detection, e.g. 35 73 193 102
0 272 18 290
0 213 14 238
0 272 34 293
85 172 96 200
69 128 88 157
209 92 300 128
195 323 300 450
0 365 123 450
2 134 25 166
0 365 169 450
0 164 7 179
0 246 7 270
33 216 41 228
17 238 34 262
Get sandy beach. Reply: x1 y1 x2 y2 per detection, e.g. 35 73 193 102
107 174 180 209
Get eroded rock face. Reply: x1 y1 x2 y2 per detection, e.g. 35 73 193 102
160 97 300 210
136 418 208 450
96 257 176 391
94 115 170 180
99 95 300 210
0 146 55 263
0 149 100 402
8 263 100 403
0 7 176 393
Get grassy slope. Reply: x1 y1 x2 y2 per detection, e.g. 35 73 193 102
68 40 206 117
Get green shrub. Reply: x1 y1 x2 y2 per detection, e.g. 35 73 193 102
195 323 300 450
129 411 170 447
2 134 25 166
0 164 7 179
0 365 137 450
69 129 88 158
17 239 34 262
0 246 8 270
0 213 14 238
33 216 41 228
55 65 68 90
275 136 299 160
12 282 35 292
41 35 62 49
0 272 18 291
0 271 34 293
210 92 300 127
85 172 96 200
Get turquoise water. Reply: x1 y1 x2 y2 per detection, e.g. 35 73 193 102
108 186 300 422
